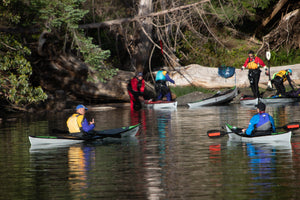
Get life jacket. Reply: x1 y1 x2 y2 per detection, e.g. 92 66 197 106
273 70 288 82
247 57 259 69
66 114 84 133
156 70 167 81
255 113 272 132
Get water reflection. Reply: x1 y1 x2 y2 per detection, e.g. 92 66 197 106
68 145 95 199
2 103 300 199
143 109 175 200
224 141 293 199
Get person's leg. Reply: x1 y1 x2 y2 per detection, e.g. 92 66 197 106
155 82 162 100
278 82 286 95
248 71 256 97
273 77 283 95
253 71 261 98
166 92 172 101
128 91 136 110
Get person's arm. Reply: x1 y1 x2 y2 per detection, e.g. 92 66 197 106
140 80 145 94
165 73 175 84
286 75 295 90
242 58 250 69
269 115 276 132
255 57 266 67
81 118 95 133
245 115 259 135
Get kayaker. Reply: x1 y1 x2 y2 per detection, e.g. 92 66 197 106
127 72 145 111
155 70 176 101
271 69 294 96
242 50 268 98
66 104 95 137
242 102 275 136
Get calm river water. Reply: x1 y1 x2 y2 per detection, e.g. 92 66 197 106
1 103 300 200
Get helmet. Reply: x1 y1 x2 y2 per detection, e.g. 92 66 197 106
287 69 292 75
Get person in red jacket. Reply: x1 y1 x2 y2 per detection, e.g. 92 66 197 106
127 72 145 111
242 50 268 98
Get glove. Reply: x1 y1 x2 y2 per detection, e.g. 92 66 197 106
265 71 269 76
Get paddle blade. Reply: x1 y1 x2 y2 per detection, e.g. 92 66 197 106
284 122 300 131
207 130 227 138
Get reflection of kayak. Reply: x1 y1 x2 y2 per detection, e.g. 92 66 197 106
29 124 140 145
144 100 177 110
187 87 237 108
240 96 300 106
225 124 291 143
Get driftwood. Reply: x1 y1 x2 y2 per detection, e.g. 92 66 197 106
79 0 210 29
259 9 300 53
262 0 289 27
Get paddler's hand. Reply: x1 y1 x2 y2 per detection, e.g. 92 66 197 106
138 96 144 101
90 118 95 125
242 128 246 133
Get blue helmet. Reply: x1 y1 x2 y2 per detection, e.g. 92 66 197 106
287 69 292 75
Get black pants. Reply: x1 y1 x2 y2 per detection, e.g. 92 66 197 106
155 80 170 100
272 76 285 95
248 69 261 98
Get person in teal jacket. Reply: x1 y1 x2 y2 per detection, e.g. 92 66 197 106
242 102 275 136
155 70 176 101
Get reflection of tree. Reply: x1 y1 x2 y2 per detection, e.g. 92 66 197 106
269 106 288 127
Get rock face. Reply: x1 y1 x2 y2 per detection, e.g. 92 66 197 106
169 64 300 88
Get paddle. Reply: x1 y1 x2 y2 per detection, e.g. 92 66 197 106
207 122 300 138
266 51 273 90
277 122 300 131
207 130 228 138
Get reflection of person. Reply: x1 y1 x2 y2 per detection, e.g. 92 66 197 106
242 50 268 98
67 104 95 137
155 70 176 101
271 69 294 96
242 102 275 136
127 72 145 111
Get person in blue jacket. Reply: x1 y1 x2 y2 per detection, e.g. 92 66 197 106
155 70 176 101
242 102 275 136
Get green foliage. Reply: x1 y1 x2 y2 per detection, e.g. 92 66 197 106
0 33 47 106
37 0 116 82
177 30 258 68
209 0 276 24
74 33 118 82
270 49 300 66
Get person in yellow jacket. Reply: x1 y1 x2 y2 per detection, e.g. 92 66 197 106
67 104 95 137
271 69 294 96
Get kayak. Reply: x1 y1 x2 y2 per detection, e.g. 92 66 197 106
144 100 177 110
225 124 291 143
29 123 140 146
187 86 238 108
240 96 299 106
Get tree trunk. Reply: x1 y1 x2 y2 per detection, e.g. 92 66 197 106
132 0 153 73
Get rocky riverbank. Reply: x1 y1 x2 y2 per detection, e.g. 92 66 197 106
170 64 299 106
